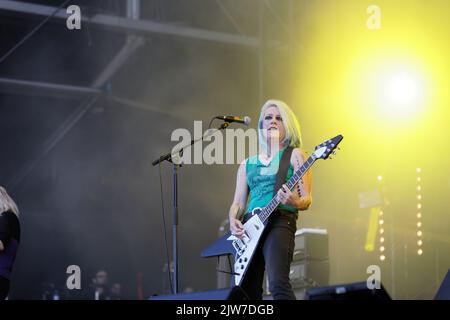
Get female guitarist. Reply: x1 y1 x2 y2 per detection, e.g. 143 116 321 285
228 99 312 300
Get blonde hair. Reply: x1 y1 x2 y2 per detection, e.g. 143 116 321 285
257 99 302 153
0 186 19 216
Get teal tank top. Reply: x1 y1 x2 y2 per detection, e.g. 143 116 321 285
245 148 298 214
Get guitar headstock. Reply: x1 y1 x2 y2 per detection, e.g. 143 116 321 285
313 134 343 160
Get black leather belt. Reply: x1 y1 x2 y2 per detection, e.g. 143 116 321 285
242 209 297 224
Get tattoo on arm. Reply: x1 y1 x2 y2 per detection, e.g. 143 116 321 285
295 153 304 197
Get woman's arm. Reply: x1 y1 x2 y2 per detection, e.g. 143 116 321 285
277 148 312 210
228 160 249 237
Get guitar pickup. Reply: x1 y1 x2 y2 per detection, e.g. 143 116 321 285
232 238 247 256
242 231 250 243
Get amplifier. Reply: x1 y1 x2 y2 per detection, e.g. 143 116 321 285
289 259 330 288
293 228 329 261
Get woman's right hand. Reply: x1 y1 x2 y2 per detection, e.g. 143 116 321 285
229 217 245 238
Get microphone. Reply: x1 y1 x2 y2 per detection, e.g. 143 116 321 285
215 116 251 126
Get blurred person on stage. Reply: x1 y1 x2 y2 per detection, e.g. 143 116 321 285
88 269 111 300
0 186 21 300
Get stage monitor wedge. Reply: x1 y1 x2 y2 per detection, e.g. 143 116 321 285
306 281 391 300
435 269 450 300
149 286 248 300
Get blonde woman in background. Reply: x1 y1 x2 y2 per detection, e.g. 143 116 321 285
0 186 20 300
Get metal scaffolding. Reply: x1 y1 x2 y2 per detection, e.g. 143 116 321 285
0 0 297 190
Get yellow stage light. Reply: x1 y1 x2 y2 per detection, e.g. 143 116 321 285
383 72 423 110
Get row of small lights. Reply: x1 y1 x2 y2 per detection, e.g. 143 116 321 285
416 168 423 256
376 169 423 261
377 175 386 262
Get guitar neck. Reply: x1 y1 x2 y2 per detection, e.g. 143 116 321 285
259 154 317 224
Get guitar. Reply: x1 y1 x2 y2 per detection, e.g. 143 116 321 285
201 134 343 286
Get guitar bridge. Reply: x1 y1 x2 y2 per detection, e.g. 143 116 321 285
232 232 250 255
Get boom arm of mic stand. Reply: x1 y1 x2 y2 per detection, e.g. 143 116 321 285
152 153 172 166
151 122 229 166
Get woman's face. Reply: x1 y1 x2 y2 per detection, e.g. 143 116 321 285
262 105 286 143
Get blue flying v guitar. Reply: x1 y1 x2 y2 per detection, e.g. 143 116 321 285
201 134 343 286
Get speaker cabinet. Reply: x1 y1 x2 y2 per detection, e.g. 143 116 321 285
290 259 330 288
293 232 329 261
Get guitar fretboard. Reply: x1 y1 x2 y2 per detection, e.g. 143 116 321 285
258 154 316 224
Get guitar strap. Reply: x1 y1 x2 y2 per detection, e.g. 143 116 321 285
273 147 294 198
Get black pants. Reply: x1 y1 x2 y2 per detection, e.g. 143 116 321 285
240 210 297 300
0 276 10 300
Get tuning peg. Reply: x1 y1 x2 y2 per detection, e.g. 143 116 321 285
338 147 341 150
332 151 336 155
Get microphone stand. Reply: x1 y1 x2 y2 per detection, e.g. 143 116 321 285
152 121 230 295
